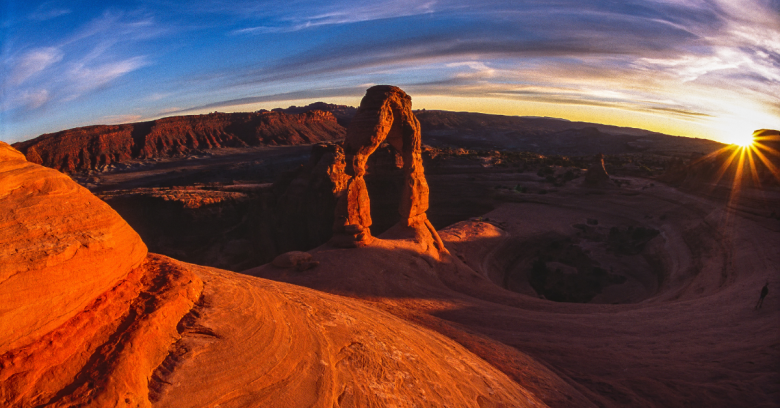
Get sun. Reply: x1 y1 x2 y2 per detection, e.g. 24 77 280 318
727 132 755 147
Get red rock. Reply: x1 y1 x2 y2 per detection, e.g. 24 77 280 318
0 140 539 408
271 251 319 271
0 144 147 353
0 142 26 162
12 110 346 173
0 145 203 407
331 86 446 253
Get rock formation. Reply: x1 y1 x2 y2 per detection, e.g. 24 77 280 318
12 110 345 173
0 141 539 408
584 153 610 186
330 85 447 253
275 102 357 127
271 251 320 271
0 142 147 352
0 142 203 407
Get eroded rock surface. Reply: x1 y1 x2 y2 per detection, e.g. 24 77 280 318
0 143 147 353
0 145 203 407
0 139 543 408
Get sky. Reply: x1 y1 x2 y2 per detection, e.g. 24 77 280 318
1 0 779 145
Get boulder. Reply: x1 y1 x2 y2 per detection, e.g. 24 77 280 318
272 251 320 271
583 153 610 186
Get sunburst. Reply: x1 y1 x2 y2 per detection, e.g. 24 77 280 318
729 133 755 148
689 130 780 207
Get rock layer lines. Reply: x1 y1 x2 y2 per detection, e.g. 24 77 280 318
0 142 147 353
0 144 202 407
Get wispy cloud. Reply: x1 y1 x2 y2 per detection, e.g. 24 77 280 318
166 85 369 114
28 2 71 21
230 0 437 34
63 56 149 99
1 89 51 111
3 11 158 116
3 0 778 143
7 47 63 86
224 0 776 130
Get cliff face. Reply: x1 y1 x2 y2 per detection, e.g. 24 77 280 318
12 110 345 173
275 102 357 127
99 187 266 271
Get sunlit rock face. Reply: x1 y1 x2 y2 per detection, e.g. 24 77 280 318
0 142 147 353
0 141 536 408
0 143 203 407
11 110 345 173
331 85 446 252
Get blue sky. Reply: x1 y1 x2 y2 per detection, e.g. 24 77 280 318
2 0 779 144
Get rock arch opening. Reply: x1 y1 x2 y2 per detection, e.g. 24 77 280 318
363 143 404 235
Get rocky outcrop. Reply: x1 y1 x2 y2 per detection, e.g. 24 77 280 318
0 144 203 407
330 85 447 253
583 153 611 186
0 142 147 353
271 143 350 253
12 110 345 173
275 102 357 127
0 139 541 408
271 251 320 271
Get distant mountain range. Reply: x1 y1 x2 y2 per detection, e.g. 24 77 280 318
413 110 725 157
12 110 345 172
12 103 725 173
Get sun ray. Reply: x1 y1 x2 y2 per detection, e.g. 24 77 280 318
749 143 780 183
698 145 735 164
727 146 747 207
745 145 762 188
711 146 741 187
753 140 780 159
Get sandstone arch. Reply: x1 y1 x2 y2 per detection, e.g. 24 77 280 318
331 86 447 253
